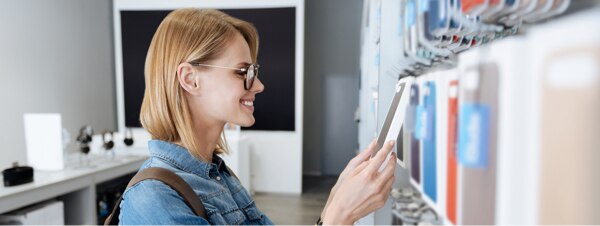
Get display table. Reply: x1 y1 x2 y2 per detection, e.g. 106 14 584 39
0 149 148 224
0 136 252 224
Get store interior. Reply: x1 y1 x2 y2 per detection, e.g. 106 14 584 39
1 0 599 225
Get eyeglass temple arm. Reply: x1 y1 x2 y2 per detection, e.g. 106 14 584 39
189 63 244 71
189 63 259 72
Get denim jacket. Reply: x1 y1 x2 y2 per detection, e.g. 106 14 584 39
119 140 273 225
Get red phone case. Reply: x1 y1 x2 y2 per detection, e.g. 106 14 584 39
446 80 459 224
462 0 486 13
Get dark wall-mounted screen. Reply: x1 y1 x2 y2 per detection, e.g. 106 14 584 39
120 7 296 131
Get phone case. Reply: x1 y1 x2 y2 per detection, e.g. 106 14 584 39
410 84 421 184
458 63 499 225
423 81 437 203
462 0 488 15
538 47 600 224
447 80 459 224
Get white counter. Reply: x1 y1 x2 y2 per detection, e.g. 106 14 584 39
0 149 148 224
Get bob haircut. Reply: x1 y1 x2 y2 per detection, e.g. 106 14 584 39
140 8 259 160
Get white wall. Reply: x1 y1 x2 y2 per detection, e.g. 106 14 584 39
0 0 116 169
322 75 359 175
303 0 363 175
0 0 363 180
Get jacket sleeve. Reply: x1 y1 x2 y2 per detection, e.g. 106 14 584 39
118 179 210 225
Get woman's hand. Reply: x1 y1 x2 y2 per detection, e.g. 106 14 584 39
337 140 379 189
321 140 397 225
321 139 377 220
332 140 378 195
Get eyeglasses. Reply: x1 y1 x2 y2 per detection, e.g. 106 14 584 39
188 63 260 90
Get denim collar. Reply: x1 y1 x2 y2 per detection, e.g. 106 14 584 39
147 140 225 179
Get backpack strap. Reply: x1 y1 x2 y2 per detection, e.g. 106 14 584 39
104 167 206 225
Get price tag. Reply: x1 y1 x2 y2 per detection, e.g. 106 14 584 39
414 103 434 140
458 103 490 168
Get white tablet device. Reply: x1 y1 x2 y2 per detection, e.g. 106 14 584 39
375 76 414 169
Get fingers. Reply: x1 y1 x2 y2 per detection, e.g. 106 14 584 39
351 139 377 165
376 170 395 204
377 152 396 183
340 141 377 183
367 140 395 173
381 176 395 198
379 153 396 180
360 139 377 158
351 160 370 176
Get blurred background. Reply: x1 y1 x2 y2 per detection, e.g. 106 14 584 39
1 0 599 225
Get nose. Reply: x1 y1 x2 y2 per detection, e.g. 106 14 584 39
250 77 264 94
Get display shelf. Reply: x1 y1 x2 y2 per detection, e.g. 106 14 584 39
359 0 599 224
1 136 252 224
0 152 147 224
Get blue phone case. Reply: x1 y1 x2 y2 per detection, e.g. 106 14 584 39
410 84 421 184
423 81 437 202
427 0 449 36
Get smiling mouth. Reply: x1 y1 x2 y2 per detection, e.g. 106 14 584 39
240 99 255 112
241 100 254 107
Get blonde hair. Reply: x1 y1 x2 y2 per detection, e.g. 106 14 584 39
140 8 259 160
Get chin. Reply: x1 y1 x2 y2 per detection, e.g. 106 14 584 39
240 121 255 127
236 117 256 127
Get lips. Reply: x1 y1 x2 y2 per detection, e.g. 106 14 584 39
240 98 255 112
241 100 253 107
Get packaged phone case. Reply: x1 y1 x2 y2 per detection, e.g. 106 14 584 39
422 77 438 203
529 8 600 224
446 75 460 225
457 48 499 225
410 78 423 187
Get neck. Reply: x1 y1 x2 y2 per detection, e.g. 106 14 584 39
191 116 225 163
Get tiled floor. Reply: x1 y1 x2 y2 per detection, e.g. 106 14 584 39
253 176 337 225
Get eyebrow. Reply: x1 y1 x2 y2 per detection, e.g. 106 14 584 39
234 62 251 68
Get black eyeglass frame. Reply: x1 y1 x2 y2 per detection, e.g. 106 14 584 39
188 63 260 90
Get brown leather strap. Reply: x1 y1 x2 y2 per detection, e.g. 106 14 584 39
104 167 206 225
128 168 207 216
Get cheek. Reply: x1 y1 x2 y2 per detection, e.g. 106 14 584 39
202 84 243 112
195 75 248 121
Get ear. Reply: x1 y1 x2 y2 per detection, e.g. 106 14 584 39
177 63 201 95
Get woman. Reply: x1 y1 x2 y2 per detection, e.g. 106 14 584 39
119 8 396 225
